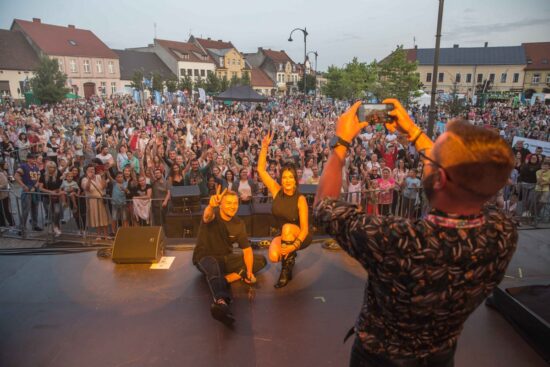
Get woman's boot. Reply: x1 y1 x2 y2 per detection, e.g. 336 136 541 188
274 252 297 288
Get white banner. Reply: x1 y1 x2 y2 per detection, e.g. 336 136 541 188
512 136 550 156
198 88 206 103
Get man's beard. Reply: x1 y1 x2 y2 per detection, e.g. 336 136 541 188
422 173 437 202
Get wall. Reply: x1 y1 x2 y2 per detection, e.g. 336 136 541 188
0 69 34 98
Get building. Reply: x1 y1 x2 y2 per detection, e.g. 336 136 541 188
11 18 121 98
250 67 275 96
405 44 526 96
522 42 550 95
189 36 249 81
129 39 215 82
113 49 176 93
0 29 40 98
245 48 299 95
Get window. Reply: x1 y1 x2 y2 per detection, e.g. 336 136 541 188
200 69 205 77
489 73 495 82
68 40 77 46
111 82 116 95
58 58 64 72
455 73 461 83
194 69 199 76
513 73 519 83
70 59 77 73
108 61 114 74
426 73 432 82
279 63 283 71
100 81 106 95
83 60 91 73
532 73 540 84
438 73 444 82
96 61 103 73
220 57 224 67
180 69 185 76
187 69 192 76
477 74 483 83
466 73 472 83
500 73 507 83
207 70 213 76
546 74 550 84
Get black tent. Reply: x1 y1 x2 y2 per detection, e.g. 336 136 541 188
213 85 268 102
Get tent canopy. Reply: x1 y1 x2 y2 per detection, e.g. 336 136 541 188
213 85 268 102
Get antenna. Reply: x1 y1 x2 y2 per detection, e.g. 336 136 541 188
413 36 416 48
154 22 157 39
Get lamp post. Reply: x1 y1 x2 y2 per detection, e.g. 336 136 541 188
307 51 318 97
428 0 444 139
288 27 308 96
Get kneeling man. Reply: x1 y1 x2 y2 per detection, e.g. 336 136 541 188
193 186 267 325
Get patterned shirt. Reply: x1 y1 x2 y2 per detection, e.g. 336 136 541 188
314 198 517 359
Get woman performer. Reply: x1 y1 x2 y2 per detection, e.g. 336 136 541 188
257 130 311 288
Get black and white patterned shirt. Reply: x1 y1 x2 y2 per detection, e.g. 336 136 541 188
314 198 517 359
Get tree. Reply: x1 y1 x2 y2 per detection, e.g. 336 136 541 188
30 56 69 104
151 71 164 92
322 58 377 100
240 71 251 86
373 45 421 104
220 76 230 91
322 65 350 99
230 74 240 88
195 78 206 91
297 74 317 94
130 70 144 90
165 77 178 93
445 81 466 117
205 72 220 94
178 74 193 93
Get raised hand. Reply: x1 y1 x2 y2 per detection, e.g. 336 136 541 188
261 130 274 150
209 184 227 208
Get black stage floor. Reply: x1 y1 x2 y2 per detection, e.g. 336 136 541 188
0 243 548 367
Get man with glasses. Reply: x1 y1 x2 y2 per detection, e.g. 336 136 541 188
314 99 517 367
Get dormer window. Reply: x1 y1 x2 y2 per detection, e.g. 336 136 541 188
542 59 548 64
279 63 283 71
68 40 77 46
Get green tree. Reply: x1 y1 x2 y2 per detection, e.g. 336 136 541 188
130 70 144 90
178 74 193 92
240 71 251 86
373 45 421 104
151 71 164 92
195 78 206 91
165 77 178 93
322 65 349 99
445 81 466 117
220 76 230 91
30 56 69 103
205 72 220 94
297 74 317 94
229 74 240 87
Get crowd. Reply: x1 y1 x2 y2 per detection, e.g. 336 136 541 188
0 93 549 237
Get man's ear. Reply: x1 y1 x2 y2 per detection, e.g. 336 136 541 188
433 168 447 190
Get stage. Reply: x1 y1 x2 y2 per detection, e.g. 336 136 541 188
0 233 548 367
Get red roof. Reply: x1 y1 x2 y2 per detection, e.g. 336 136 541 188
522 42 550 70
251 68 274 87
405 48 418 62
155 39 213 63
194 37 234 50
12 18 117 59
263 49 294 64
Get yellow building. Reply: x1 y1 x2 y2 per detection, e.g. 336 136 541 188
406 44 526 96
189 36 249 81
0 29 39 98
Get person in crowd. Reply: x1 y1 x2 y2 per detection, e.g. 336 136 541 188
60 171 80 212
401 168 421 218
14 153 42 233
222 169 235 190
232 168 257 205
151 168 170 226
131 175 152 225
192 186 267 325
518 154 541 217
535 159 550 218
39 160 63 236
0 160 14 228
314 99 517 367
376 167 396 215
81 164 110 239
111 171 129 231
168 163 185 186
257 130 311 288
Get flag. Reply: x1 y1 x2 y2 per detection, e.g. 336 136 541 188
198 88 206 103
154 90 162 105
133 90 141 104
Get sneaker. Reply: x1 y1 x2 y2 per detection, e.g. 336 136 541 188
53 227 62 237
322 239 341 251
33 226 43 231
210 300 235 326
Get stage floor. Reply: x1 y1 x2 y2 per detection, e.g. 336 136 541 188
0 238 548 367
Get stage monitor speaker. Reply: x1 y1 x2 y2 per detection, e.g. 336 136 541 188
299 184 318 207
112 226 165 264
236 204 253 237
170 185 201 213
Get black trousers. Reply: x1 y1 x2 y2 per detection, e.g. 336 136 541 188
196 253 267 303
350 338 455 367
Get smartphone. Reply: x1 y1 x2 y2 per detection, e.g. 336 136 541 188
357 103 394 124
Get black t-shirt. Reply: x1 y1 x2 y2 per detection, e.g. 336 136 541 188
130 183 151 197
39 170 62 191
192 208 249 264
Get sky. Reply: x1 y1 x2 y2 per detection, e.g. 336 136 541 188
1 0 549 71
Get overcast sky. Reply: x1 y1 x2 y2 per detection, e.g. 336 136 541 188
1 0 549 71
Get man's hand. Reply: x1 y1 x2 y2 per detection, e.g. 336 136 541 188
243 271 256 284
261 130 273 150
382 98 420 138
336 101 369 143
208 185 226 208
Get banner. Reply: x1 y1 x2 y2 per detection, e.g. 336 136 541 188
512 136 550 156
154 91 161 105
198 88 206 103
133 90 141 104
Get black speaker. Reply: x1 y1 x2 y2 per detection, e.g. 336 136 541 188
236 204 253 237
299 184 317 207
112 226 165 263
252 202 278 237
170 185 201 213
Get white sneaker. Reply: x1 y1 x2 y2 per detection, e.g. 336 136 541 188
53 227 62 237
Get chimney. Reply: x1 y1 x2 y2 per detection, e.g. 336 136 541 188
414 45 418 49
280 50 284 53
68 24 75 29
218 39 222 42
207 37 211 40
32 18 41 23
484 42 488 48
453 44 459 48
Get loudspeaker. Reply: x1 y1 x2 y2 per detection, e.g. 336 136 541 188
236 204 253 237
170 185 201 213
112 226 165 263
252 202 278 237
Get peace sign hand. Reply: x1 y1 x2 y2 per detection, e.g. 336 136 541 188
209 185 227 208
261 130 274 150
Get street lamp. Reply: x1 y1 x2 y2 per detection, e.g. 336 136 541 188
307 51 318 97
288 27 308 96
